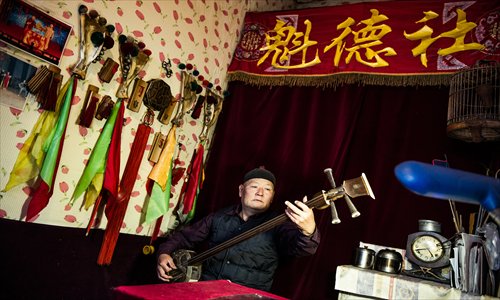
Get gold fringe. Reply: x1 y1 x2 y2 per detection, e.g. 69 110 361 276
227 71 453 88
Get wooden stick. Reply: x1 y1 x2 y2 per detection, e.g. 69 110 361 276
469 213 475 234
449 200 460 233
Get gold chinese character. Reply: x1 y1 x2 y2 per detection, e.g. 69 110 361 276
258 19 321 69
324 9 396 67
438 9 485 56
404 9 484 67
324 17 355 66
403 11 439 67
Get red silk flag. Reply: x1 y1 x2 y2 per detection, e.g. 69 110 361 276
228 0 499 87
103 100 125 220
182 143 204 214
176 143 205 224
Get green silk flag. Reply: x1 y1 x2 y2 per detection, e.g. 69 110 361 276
70 100 122 207
143 166 173 225
38 78 74 189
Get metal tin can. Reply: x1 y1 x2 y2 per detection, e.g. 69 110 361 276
374 249 403 274
353 246 376 269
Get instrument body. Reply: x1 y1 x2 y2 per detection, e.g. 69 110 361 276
170 250 202 282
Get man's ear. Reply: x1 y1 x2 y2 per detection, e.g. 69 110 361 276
238 184 244 197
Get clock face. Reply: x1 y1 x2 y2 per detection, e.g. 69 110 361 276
411 234 444 263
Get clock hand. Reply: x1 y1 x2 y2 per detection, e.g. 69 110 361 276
414 247 434 256
414 248 429 252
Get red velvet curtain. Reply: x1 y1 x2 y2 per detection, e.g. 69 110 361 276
196 81 499 299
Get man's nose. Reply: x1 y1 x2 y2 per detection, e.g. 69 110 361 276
256 187 264 195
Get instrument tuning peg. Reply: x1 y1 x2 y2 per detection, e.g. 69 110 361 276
330 200 341 224
324 168 341 224
344 194 361 218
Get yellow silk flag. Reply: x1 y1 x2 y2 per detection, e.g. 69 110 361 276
143 125 177 225
2 79 72 192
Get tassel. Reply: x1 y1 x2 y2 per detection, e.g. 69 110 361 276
36 78 50 107
27 66 50 94
97 123 151 265
41 73 62 111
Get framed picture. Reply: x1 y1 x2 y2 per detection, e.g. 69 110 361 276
0 0 72 66
0 49 38 110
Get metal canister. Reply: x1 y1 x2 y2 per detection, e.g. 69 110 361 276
374 249 403 274
418 219 441 233
353 246 376 269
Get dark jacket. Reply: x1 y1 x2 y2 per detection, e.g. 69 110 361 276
158 204 320 291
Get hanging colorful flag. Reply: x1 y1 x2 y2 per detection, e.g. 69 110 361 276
182 143 204 214
143 143 186 255
177 143 205 223
85 100 124 235
70 100 122 209
2 78 73 192
142 125 177 225
26 77 77 221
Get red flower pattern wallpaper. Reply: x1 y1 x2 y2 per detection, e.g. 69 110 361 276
0 0 294 235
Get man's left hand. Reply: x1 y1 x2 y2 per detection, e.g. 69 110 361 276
285 196 316 236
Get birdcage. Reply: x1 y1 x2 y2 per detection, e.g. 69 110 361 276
447 61 500 142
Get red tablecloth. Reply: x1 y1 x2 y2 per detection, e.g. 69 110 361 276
113 280 288 300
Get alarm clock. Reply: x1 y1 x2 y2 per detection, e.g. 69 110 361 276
403 220 451 283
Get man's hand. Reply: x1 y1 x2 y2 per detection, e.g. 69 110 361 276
157 253 177 282
285 196 316 236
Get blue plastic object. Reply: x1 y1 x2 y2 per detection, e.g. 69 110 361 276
394 161 500 212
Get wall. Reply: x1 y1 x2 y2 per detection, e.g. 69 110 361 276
1 1 301 298
0 0 295 235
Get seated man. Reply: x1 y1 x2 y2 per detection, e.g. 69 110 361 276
156 167 320 291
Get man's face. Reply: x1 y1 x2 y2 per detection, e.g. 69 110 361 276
239 178 275 213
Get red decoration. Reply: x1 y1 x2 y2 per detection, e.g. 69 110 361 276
228 0 499 87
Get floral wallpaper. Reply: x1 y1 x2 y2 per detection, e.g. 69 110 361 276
0 0 295 236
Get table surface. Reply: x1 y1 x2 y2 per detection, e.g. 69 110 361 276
113 280 288 300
